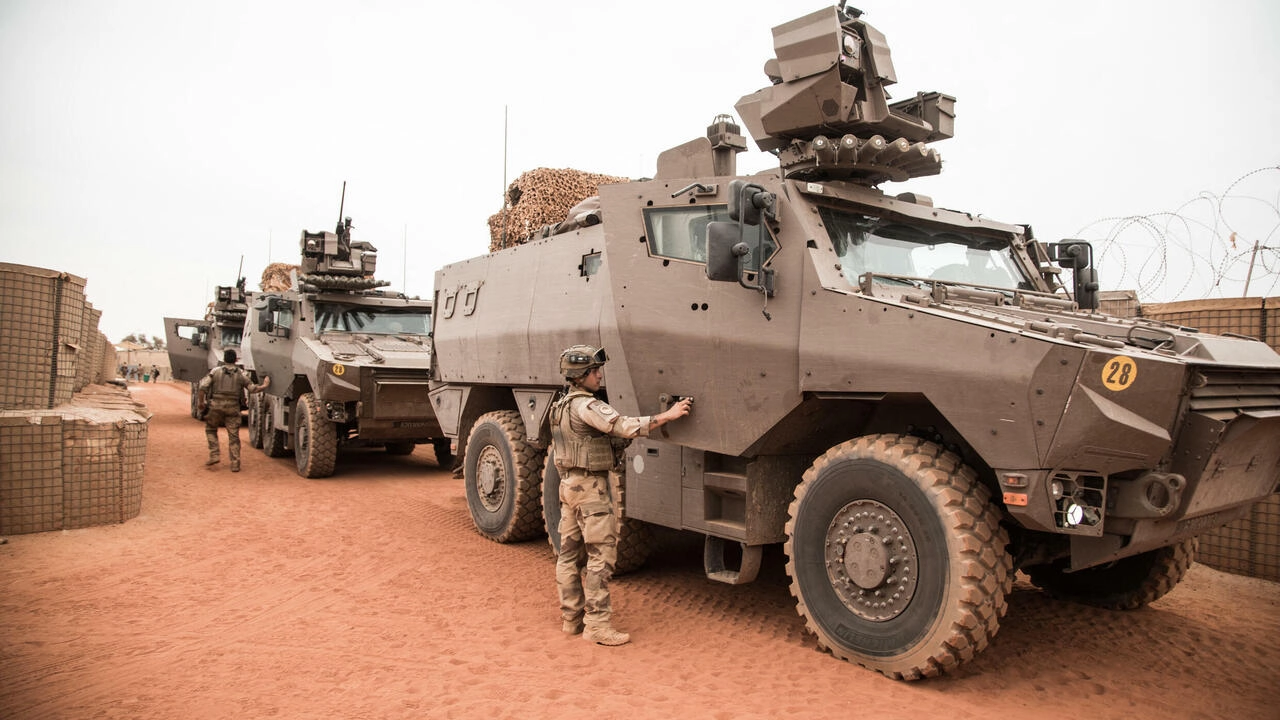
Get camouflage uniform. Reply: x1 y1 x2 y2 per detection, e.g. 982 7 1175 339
197 362 267 471
550 388 651 639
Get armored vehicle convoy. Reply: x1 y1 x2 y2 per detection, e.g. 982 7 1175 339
165 276 253 418
246 196 450 478
428 3 1280 679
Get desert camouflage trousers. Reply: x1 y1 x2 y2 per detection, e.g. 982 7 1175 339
556 467 619 629
204 397 243 466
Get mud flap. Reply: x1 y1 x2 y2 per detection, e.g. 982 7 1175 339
704 535 762 584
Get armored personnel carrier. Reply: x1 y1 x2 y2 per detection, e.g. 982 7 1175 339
164 276 253 418
428 3 1280 679
245 194 449 478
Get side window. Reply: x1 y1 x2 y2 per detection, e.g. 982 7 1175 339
176 324 207 347
643 206 777 270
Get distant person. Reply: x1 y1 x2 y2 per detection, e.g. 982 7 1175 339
549 344 691 646
151 365 160 383
196 349 270 472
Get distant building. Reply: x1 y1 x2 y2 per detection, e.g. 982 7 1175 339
113 342 171 381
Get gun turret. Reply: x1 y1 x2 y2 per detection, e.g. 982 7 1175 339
297 183 389 292
734 3 955 184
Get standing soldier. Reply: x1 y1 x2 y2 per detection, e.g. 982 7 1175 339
550 345 692 646
197 349 270 472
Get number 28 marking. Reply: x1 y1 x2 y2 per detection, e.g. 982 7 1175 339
1101 356 1137 391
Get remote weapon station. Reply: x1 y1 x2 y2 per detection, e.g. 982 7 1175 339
429 4 1280 678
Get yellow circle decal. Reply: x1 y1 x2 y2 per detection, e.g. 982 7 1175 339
1101 356 1136 391
332 364 346 376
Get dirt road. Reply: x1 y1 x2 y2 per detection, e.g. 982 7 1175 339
2 381 1278 719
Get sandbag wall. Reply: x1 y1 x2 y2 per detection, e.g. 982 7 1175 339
0 262 151 535
1135 295 1280 582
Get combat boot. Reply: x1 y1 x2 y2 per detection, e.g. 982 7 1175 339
583 626 630 646
562 618 584 635
205 456 220 467
230 461 240 473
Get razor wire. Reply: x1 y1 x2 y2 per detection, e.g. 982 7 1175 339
1077 166 1280 302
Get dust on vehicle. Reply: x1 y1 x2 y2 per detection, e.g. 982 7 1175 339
428 2 1280 679
244 185 450 478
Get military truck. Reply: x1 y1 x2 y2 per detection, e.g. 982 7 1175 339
428 3 1280 679
164 276 253 418
246 198 450 478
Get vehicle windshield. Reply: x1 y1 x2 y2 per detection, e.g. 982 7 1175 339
314 302 430 335
219 326 243 347
820 207 1029 290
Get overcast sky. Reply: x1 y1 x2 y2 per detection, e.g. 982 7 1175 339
3 0 1278 342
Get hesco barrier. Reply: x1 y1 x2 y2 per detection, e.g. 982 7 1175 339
0 262 151 536
1192 495 1280 582
0 388 150 534
1141 297 1276 350
1126 294 1280 582
0 263 90 409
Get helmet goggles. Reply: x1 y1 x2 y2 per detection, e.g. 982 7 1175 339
565 347 608 366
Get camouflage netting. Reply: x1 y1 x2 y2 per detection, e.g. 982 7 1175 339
261 262 298 293
487 168 629 252
0 262 150 536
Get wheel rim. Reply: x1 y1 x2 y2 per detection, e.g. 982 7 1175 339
476 445 506 512
824 499 919 622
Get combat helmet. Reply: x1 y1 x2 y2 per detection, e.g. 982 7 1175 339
560 345 608 380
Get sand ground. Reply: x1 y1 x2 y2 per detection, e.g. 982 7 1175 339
2 381 1278 719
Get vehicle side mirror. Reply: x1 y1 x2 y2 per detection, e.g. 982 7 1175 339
1049 240 1100 311
727 179 775 226
706 221 744 282
1076 267 1099 311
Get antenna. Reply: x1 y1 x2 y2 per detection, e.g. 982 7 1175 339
501 105 509 249
337 180 347 230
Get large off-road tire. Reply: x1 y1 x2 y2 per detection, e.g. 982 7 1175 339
785 434 1012 681
384 441 415 456
1028 538 1197 610
432 438 454 468
294 393 337 478
260 395 291 458
247 393 264 449
541 451 654 576
464 410 545 543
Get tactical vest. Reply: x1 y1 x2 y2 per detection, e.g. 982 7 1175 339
549 389 615 472
208 366 241 400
